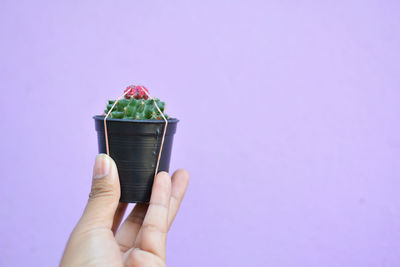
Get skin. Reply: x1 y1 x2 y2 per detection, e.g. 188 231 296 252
60 154 190 267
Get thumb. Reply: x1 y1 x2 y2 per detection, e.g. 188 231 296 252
78 154 120 230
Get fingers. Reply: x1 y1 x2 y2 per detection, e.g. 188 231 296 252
134 172 171 260
77 154 120 230
111 202 128 234
115 203 148 252
117 169 189 255
168 169 190 229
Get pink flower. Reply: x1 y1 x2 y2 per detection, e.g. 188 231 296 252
124 85 149 100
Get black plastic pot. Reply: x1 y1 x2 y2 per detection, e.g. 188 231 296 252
93 115 178 203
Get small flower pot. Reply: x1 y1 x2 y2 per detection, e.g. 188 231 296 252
93 115 179 203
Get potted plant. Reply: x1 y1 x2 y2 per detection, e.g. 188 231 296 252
93 85 179 203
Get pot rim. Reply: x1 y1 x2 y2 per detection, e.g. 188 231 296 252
93 115 179 124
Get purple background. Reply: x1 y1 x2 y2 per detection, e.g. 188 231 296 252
1 0 400 266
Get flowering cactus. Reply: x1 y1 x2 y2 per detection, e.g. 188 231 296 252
104 86 168 120
124 85 149 100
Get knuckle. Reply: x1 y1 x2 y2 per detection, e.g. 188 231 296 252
89 180 116 200
150 201 169 210
128 248 165 267
142 222 168 234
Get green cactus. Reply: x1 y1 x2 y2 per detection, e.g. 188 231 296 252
104 98 168 120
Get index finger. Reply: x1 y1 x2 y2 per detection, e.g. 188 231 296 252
134 172 171 259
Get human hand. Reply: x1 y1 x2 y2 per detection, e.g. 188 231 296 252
60 154 189 267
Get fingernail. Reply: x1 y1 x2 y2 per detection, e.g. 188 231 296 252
93 154 110 179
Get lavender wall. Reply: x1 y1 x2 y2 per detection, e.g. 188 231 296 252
1 1 400 266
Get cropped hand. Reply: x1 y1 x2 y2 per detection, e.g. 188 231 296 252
61 154 189 267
